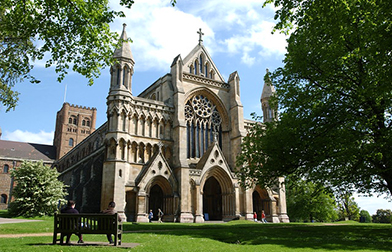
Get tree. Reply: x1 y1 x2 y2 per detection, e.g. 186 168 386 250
372 209 392 223
9 161 67 217
336 192 360 221
236 0 392 197
1 0 176 111
359 210 372 223
286 179 338 222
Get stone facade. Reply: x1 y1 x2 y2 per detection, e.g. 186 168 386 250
54 25 289 223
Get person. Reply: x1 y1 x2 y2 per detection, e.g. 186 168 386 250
101 201 122 244
157 208 164 223
253 212 258 222
261 210 267 223
148 209 153 223
60 200 84 244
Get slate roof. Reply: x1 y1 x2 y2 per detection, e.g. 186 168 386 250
0 140 56 162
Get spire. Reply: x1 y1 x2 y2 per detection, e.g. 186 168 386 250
261 68 275 101
261 68 277 122
113 23 134 63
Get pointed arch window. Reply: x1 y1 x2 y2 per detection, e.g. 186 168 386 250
116 66 121 86
122 66 127 88
1 194 7 204
3 164 9 173
69 138 74 147
185 94 222 158
194 61 197 75
199 55 203 74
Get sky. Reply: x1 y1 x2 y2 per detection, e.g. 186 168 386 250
0 0 391 216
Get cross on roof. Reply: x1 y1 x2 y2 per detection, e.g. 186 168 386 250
197 28 204 45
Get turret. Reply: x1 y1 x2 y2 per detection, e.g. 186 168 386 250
260 69 276 123
109 23 134 95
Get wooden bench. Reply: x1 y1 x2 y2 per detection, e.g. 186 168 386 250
53 213 122 246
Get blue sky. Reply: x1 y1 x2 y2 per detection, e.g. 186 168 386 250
0 0 391 215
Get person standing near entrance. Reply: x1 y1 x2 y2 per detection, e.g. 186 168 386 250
157 208 164 223
148 209 153 223
261 210 267 223
253 212 258 222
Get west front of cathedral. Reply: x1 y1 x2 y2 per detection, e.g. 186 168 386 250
54 25 290 223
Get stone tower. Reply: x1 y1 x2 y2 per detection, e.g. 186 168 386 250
101 23 135 218
53 102 97 159
260 69 276 123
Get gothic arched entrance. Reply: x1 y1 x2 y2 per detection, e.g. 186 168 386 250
203 176 222 220
253 187 271 220
149 184 164 221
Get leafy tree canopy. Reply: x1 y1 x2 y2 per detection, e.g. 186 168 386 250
9 161 67 217
372 209 392 223
237 0 392 197
1 0 176 111
336 192 360 221
286 179 338 222
359 210 372 223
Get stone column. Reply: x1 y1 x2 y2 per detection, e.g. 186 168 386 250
278 177 290 223
245 188 253 220
194 184 204 223
136 191 149 222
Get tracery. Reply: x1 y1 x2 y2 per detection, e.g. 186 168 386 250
185 94 222 158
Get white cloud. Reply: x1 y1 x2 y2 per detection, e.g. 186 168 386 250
108 0 287 71
3 130 54 145
354 193 392 216
111 1 213 72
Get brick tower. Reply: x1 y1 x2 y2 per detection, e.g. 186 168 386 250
53 102 97 159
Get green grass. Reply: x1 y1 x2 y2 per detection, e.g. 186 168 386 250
0 215 391 252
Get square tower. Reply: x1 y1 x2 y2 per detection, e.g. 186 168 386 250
53 102 97 159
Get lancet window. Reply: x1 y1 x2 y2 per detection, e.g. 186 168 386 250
185 94 222 158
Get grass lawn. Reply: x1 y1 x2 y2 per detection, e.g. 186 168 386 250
0 212 391 252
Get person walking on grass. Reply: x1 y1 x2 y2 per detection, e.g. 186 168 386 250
261 210 268 223
158 208 164 223
148 209 153 223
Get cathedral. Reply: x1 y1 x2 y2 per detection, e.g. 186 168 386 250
54 24 289 223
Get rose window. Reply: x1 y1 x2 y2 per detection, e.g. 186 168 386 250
185 94 222 158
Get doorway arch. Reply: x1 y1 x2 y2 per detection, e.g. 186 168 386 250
203 176 222 220
253 187 271 220
149 184 164 221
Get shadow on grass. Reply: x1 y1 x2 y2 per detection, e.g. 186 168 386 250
124 221 392 251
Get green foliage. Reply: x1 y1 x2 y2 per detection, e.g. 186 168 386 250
336 192 360 221
236 0 392 197
359 210 372 223
8 161 67 217
0 0 137 111
372 209 392 223
286 180 338 222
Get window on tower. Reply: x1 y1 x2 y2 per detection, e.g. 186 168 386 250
69 138 74 147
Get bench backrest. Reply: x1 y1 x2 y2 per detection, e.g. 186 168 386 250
54 213 121 234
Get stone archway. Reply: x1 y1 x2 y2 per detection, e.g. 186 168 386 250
144 176 176 222
149 184 164 221
203 176 222 220
253 187 271 219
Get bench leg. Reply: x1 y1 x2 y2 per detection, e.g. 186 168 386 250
52 232 57 244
